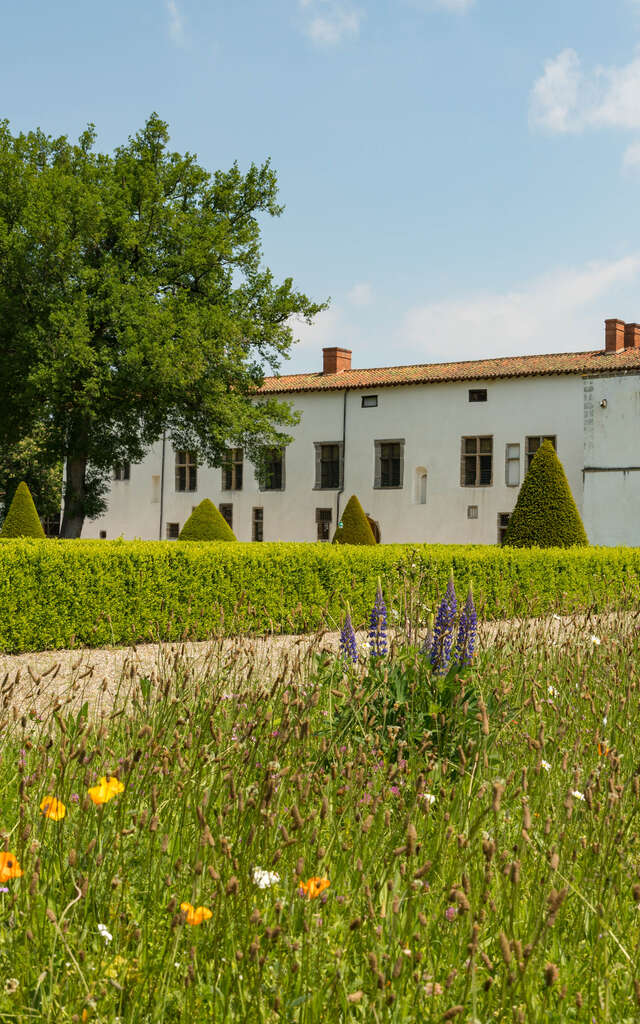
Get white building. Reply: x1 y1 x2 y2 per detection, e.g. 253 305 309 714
80 318 640 546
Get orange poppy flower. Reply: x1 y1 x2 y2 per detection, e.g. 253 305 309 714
299 877 330 900
88 776 125 805
0 853 22 883
180 902 212 926
40 796 66 821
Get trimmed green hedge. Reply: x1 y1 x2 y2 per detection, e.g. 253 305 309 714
1 539 639 653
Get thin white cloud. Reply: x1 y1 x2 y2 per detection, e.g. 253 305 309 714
399 257 640 363
167 0 185 46
347 282 374 307
300 1 362 46
530 47 640 134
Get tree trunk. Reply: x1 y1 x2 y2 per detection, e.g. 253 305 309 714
59 453 87 538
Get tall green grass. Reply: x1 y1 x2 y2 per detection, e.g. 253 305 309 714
0 613 638 1021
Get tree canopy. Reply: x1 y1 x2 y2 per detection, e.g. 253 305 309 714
0 115 326 537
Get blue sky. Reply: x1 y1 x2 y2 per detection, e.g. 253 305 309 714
3 0 640 373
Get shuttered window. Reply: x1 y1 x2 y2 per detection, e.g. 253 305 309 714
374 440 404 489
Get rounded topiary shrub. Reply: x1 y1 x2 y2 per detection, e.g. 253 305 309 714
503 440 588 548
332 494 377 545
178 499 237 541
0 481 46 539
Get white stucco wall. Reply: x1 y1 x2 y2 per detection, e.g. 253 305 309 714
582 372 640 546
81 373 586 544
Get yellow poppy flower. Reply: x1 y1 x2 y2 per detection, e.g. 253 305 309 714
180 902 212 926
40 796 66 821
299 877 330 900
0 853 22 883
88 776 125 806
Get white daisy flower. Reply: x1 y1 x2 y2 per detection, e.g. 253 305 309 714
541 760 551 772
590 635 601 645
570 790 585 801
252 867 280 889
97 923 113 944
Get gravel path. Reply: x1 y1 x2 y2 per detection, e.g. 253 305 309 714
0 610 637 722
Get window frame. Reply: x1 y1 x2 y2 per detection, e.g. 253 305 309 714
166 522 180 540
374 439 405 490
497 512 511 545
505 443 521 487
467 505 479 520
175 451 197 493
259 447 285 492
461 436 493 487
361 395 378 408
114 461 131 482
314 442 344 490
221 448 243 492
252 507 264 542
219 504 233 531
315 507 332 541
468 389 487 403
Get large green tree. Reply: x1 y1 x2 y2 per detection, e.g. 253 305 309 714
0 115 325 537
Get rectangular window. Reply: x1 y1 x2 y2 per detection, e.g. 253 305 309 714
505 444 520 487
498 513 511 545
222 448 243 491
166 522 180 540
114 462 130 481
467 505 478 519
468 389 487 402
314 443 344 489
526 435 556 471
374 439 405 489
252 507 264 542
361 395 378 408
175 451 197 492
461 436 493 486
219 504 233 530
99 530 107 539
260 448 285 491
316 507 332 541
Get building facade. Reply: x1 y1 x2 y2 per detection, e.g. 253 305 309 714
79 318 640 546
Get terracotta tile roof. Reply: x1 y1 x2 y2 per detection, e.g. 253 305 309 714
257 347 640 394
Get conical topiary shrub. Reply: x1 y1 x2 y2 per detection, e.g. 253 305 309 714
0 481 46 539
178 499 237 541
332 495 377 545
502 440 588 548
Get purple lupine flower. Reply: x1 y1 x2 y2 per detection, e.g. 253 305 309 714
430 571 457 675
454 583 477 667
368 578 388 657
339 608 358 664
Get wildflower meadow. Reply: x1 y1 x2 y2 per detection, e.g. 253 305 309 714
0 577 638 1022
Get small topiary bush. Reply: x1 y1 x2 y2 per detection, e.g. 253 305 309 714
503 440 588 548
332 495 377 545
0 481 45 539
178 499 237 541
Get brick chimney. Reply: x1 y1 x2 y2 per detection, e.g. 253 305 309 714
322 347 352 374
605 318 625 353
624 322 640 349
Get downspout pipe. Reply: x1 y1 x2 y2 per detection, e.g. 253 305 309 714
158 430 166 540
336 389 347 527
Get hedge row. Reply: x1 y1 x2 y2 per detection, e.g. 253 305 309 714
1 539 640 653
